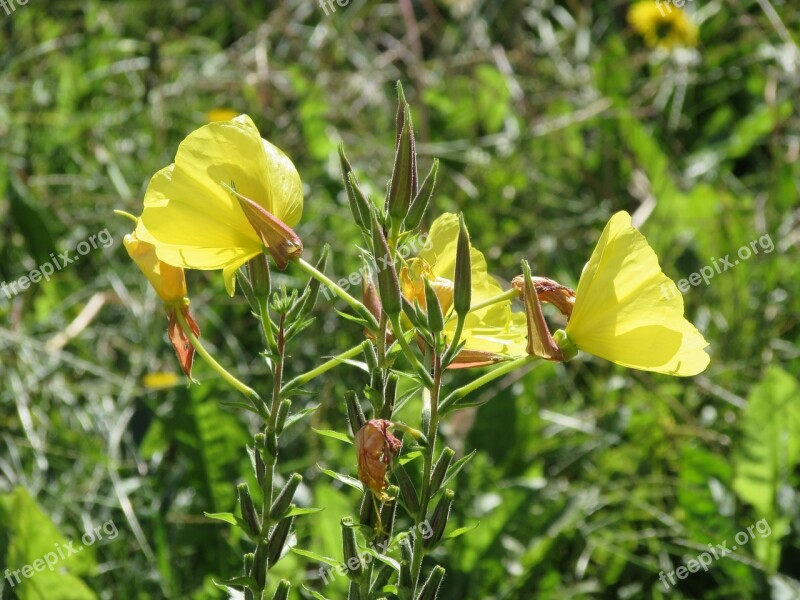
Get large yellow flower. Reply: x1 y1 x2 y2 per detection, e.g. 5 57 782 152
401 213 527 366
562 211 709 376
136 114 303 296
628 1 698 49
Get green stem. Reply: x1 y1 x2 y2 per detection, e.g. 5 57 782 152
410 353 442 592
468 288 517 313
441 313 465 366
173 308 261 403
439 355 537 413
389 314 434 388
294 257 379 331
257 296 276 354
281 343 365 393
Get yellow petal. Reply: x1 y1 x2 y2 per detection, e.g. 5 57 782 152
566 211 709 376
123 230 187 304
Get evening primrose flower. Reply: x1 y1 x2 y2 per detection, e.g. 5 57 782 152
123 230 201 378
628 1 698 49
136 114 303 296
400 213 527 367
518 211 710 376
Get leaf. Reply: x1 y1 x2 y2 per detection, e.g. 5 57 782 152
444 522 480 540
312 428 353 444
317 465 364 493
301 585 333 600
203 512 238 526
361 547 401 572
283 405 320 430
291 547 340 568
399 450 422 465
283 506 325 518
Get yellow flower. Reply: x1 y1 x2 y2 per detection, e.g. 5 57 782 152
562 211 709 376
136 114 303 296
142 371 181 389
123 230 187 304
628 1 698 48
401 213 527 366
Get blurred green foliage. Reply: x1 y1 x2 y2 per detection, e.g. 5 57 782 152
1 0 799 598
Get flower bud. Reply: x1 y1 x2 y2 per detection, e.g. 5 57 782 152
417 566 446 600
423 278 445 333
404 158 438 232
371 562 396 592
359 489 377 529
554 329 578 361
270 473 302 520
254 433 267 487
510 274 575 318
339 144 371 231
361 264 382 323
429 447 455 497
345 391 367 437
266 516 294 566
394 463 420 516
453 214 472 316
386 83 417 223
341 517 364 579
425 488 454 548
251 540 268 589
238 482 261 537
518 260 564 361
371 213 401 317
271 580 291 600
381 372 399 419
275 399 291 436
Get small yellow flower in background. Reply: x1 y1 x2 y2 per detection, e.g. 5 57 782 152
628 1 698 49
401 213 527 367
123 227 201 378
136 114 304 296
206 108 240 122
142 371 181 389
559 211 709 376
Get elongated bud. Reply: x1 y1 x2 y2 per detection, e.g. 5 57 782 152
381 372 399 419
362 339 378 372
243 553 256 600
339 144 370 230
519 260 564 361
394 463 421 516
348 581 362 600
377 494 397 547
387 104 415 222
371 213 401 317
248 254 271 298
429 447 455 496
345 391 367 436
359 489 377 529
254 433 267 487
341 517 364 579
275 399 291 435
270 473 302 520
417 566 446 600
226 183 303 270
404 159 438 231
265 431 278 457
453 214 472 316
272 580 291 600
238 482 261 537
425 488 454 548
251 540 268 589
266 516 294 566
424 278 445 332
361 263 382 322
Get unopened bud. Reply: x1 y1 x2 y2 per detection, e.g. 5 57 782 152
248 254 271 298
424 278 445 333
345 391 367 437
404 159 438 231
425 488 454 548
271 580 291 600
453 214 472 316
275 399 291 435
339 144 370 230
371 214 401 317
270 473 302 520
394 463 420 516
429 447 455 496
238 482 261 537
381 372 399 419
254 435 267 488
266 516 294 567
341 517 364 579
251 540 268 589
417 566 446 600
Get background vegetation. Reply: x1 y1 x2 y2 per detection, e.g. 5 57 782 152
1 0 799 598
